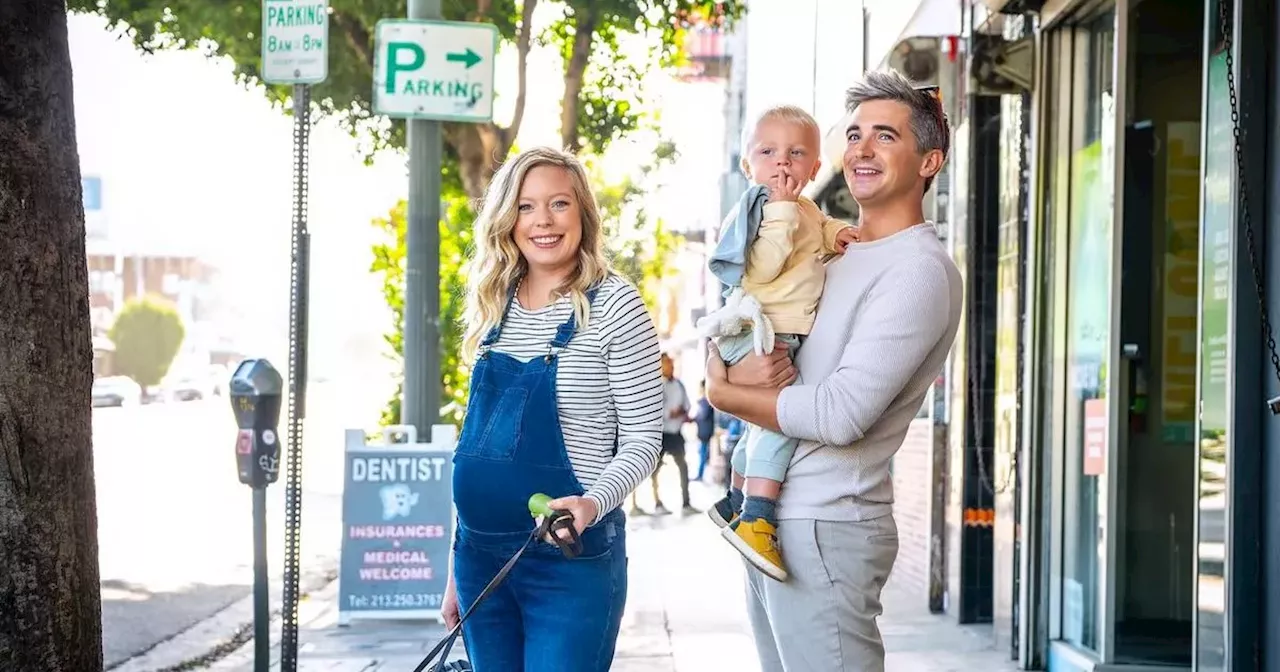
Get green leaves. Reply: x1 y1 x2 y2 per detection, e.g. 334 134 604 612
370 178 474 428
70 0 743 171
70 0 521 157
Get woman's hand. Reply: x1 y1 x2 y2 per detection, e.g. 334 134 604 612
545 495 599 541
441 575 460 630
727 342 797 388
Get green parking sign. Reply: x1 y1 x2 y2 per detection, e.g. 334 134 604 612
372 19 498 123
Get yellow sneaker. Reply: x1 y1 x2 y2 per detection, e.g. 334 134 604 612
722 518 788 582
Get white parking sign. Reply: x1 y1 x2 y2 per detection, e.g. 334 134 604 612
261 0 329 85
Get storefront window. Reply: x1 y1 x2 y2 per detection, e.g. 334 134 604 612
1060 10 1115 654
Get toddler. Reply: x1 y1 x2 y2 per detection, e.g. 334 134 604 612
698 105 857 582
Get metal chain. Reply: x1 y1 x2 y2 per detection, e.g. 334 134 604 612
1218 0 1280 408
281 83 313 672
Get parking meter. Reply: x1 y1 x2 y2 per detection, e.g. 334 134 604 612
229 359 284 489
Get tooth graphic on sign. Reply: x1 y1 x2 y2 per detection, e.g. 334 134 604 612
379 484 420 521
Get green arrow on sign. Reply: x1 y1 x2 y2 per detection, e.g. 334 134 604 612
446 48 482 69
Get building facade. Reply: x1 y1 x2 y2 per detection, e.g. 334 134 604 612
722 0 1279 668
938 0 1278 668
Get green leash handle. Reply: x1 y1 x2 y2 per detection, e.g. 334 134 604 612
528 493 554 518
527 493 582 559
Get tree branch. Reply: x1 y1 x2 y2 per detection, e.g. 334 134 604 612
501 0 538 151
559 3 598 153
330 12 373 71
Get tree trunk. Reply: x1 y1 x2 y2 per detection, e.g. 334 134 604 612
446 121 509 201
559 5 597 154
0 2 103 671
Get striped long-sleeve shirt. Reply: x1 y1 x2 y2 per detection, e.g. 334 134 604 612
483 274 663 524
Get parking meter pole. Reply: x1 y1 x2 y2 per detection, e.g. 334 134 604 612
252 487 270 672
403 0 443 436
281 82 314 672
229 359 283 672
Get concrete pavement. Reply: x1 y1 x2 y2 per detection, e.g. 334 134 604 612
190 499 1017 671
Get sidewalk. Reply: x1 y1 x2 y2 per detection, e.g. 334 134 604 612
201 498 1017 671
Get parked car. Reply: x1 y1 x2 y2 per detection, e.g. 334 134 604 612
162 370 216 402
92 376 142 408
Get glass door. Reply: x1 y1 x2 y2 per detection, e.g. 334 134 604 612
1038 4 1124 665
1060 9 1116 657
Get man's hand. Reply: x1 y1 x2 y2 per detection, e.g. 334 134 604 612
834 226 859 253
727 342 797 388
705 342 786 432
545 495 598 539
767 171 804 203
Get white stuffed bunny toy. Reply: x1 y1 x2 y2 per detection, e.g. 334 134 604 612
695 287 777 357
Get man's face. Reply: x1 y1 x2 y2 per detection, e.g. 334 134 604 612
842 99 941 206
661 356 674 379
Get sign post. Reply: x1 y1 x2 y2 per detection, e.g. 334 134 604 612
373 12 497 440
260 2 327 670
338 425 458 625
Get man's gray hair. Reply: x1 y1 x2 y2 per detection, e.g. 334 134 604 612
845 69 951 192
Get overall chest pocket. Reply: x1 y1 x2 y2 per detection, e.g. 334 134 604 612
456 383 529 462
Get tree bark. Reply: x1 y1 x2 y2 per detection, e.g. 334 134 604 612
0 2 103 671
446 121 505 201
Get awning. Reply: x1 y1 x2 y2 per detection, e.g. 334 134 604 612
873 0 963 70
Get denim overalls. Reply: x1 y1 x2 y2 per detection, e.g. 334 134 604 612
451 286 628 672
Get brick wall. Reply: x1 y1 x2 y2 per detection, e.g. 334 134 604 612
892 417 937 607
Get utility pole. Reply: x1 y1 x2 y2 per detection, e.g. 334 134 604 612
403 0 444 440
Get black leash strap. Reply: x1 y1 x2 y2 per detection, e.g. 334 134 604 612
412 529 534 672
412 511 581 672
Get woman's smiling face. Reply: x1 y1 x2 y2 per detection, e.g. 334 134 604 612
514 165 583 277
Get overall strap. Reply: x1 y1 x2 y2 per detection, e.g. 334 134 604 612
479 283 520 352
548 284 603 354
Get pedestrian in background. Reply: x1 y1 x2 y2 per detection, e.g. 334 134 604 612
695 380 717 481
442 146 664 672
719 413 746 486
651 352 695 514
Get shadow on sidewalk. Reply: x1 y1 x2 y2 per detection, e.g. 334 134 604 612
198 489 1017 671
622 508 1019 672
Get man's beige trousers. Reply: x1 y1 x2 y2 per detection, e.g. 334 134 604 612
745 515 900 672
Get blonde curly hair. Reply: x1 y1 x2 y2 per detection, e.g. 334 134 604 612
461 146 613 362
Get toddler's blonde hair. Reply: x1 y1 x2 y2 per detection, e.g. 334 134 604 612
739 104 822 159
